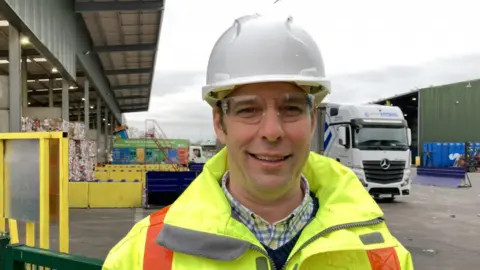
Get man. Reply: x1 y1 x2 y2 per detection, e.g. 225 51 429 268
103 13 414 270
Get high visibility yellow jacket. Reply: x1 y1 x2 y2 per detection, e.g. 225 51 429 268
102 148 414 270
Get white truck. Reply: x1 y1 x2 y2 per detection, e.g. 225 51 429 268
189 145 208 163
312 103 412 200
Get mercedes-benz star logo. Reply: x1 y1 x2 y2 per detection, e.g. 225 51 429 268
380 159 391 170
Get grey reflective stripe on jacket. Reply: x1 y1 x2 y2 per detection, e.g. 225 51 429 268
156 223 251 261
156 222 388 269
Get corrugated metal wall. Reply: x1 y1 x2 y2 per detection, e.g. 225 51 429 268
5 0 76 79
419 79 480 157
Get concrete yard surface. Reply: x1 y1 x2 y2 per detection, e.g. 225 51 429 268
14 176 479 269
379 176 480 270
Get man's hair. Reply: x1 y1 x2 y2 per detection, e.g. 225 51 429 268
215 106 228 135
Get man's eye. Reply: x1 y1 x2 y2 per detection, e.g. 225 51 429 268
235 107 260 117
283 105 304 115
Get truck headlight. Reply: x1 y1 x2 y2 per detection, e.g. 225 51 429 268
401 173 411 186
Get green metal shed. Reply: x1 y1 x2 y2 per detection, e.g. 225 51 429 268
418 79 480 159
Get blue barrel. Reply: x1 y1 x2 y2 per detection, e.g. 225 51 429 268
457 143 465 157
441 143 450 167
456 143 463 154
458 142 466 166
112 148 124 164
474 142 480 151
423 143 431 167
431 143 441 167
119 149 130 164
472 142 480 157
446 143 456 167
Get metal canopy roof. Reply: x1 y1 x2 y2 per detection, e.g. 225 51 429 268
75 0 165 113
0 0 165 116
0 18 72 107
0 25 111 114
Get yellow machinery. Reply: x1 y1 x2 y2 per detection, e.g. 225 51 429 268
0 132 70 253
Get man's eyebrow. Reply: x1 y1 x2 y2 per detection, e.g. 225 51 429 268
283 97 305 103
229 98 256 107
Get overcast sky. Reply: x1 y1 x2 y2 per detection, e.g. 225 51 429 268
126 0 480 141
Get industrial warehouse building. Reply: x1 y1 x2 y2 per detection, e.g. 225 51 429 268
371 78 480 164
0 0 164 163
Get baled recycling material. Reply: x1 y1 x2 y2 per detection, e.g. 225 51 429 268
21 116 98 181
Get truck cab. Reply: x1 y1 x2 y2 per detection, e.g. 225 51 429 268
315 103 412 200
189 145 207 163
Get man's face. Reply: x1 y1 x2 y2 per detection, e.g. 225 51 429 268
213 82 317 195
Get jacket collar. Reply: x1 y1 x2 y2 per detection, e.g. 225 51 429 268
157 148 386 259
164 147 384 229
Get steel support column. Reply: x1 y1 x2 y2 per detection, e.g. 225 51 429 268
62 80 69 122
96 98 101 161
104 108 109 162
21 56 28 107
48 78 54 107
110 113 114 151
84 79 90 133
77 105 81 121
8 25 21 132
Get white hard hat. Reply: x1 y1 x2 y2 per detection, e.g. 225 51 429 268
202 13 331 107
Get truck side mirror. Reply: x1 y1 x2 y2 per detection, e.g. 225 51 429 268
407 128 412 146
338 126 347 146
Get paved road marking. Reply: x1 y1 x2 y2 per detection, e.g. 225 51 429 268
134 208 144 223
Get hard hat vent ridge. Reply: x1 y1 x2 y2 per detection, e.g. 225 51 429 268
202 14 331 107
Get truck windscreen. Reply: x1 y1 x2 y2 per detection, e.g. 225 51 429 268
352 126 409 151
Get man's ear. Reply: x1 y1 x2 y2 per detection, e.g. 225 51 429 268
213 108 227 144
310 106 317 138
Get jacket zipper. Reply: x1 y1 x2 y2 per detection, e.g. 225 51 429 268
280 217 385 270
249 244 278 270
248 217 384 270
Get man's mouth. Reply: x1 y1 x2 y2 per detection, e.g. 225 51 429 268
248 153 292 162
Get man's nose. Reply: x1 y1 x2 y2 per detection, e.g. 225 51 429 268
259 108 284 142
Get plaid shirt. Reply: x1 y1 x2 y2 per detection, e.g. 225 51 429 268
222 171 315 249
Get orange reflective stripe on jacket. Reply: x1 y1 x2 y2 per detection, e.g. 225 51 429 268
103 149 413 269
143 206 173 270
367 247 401 270
140 207 403 270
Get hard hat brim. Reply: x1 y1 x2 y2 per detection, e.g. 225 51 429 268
202 75 331 107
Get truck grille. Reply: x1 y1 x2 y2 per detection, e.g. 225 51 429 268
362 160 405 184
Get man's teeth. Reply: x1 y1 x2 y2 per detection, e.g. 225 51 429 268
253 155 286 161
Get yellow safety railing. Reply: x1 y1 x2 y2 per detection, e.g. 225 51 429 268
0 132 69 255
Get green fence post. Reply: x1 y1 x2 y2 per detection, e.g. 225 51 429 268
1 231 105 270
4 243 26 270
0 233 10 268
